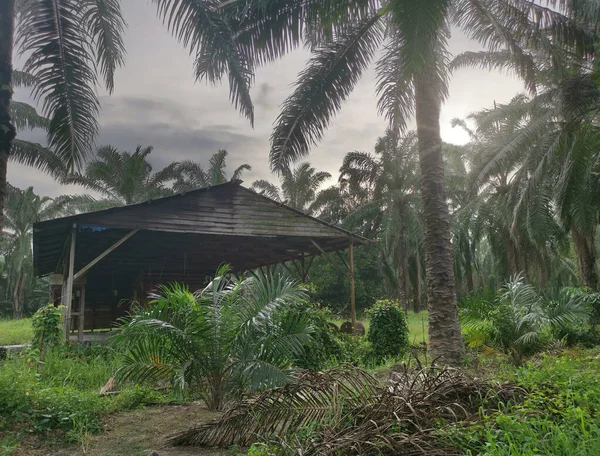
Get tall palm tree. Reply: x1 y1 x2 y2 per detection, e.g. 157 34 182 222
208 0 593 363
63 145 179 206
252 162 331 214
337 131 423 310
173 149 251 192
2 185 67 318
460 48 600 290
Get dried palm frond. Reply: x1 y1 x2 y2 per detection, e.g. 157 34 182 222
170 363 524 454
169 365 378 447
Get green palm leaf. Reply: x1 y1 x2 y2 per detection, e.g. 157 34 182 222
269 13 384 172
152 0 255 124
16 0 100 170
81 0 127 94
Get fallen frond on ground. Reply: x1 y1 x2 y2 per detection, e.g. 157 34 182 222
169 363 524 455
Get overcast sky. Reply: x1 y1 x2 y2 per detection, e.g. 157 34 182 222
10 1 525 197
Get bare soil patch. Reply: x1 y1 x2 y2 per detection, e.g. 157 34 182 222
13 403 225 456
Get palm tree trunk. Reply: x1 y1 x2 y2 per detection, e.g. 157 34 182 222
414 69 464 365
572 226 598 290
504 233 519 277
0 0 15 233
396 235 408 312
463 238 475 293
12 270 24 319
414 248 422 313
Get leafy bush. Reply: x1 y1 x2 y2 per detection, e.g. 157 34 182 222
276 301 344 370
115 266 312 410
365 299 409 361
31 304 64 351
461 276 589 364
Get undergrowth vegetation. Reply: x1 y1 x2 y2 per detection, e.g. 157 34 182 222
450 351 600 456
1 274 599 455
0 344 170 451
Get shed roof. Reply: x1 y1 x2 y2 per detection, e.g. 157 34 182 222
33 181 371 281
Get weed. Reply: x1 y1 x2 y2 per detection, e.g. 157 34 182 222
0 344 170 451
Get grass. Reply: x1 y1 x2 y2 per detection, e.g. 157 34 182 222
0 318 33 346
332 310 429 345
0 344 173 454
447 349 600 455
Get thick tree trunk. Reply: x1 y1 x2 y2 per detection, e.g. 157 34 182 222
572 227 598 290
0 0 16 233
415 69 464 365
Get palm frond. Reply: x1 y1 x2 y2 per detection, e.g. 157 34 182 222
231 163 251 181
153 0 255 124
10 101 50 131
81 0 127 94
16 0 100 170
11 69 37 88
251 179 281 201
169 366 379 447
10 139 68 179
269 13 384 172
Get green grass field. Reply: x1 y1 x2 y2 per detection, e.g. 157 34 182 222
0 318 33 345
332 310 429 344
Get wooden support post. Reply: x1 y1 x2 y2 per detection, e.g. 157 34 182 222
63 224 77 340
349 240 356 331
77 285 86 343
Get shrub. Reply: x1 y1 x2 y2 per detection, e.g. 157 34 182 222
31 304 64 352
276 300 346 370
365 299 409 361
461 276 589 364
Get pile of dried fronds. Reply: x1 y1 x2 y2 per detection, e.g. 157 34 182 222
169 363 523 455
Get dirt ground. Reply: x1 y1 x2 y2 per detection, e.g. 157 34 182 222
14 403 228 456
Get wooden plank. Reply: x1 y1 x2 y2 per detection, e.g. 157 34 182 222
77 285 86 343
63 224 77 340
310 239 349 276
73 229 138 281
334 249 350 271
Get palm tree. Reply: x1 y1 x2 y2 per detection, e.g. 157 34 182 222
115 265 311 410
63 145 179 206
337 131 423 311
251 162 331 214
1 0 257 230
210 0 594 363
462 274 589 365
2 185 68 318
173 149 251 192
460 55 600 289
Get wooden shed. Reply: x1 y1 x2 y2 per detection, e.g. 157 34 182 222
33 181 372 340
